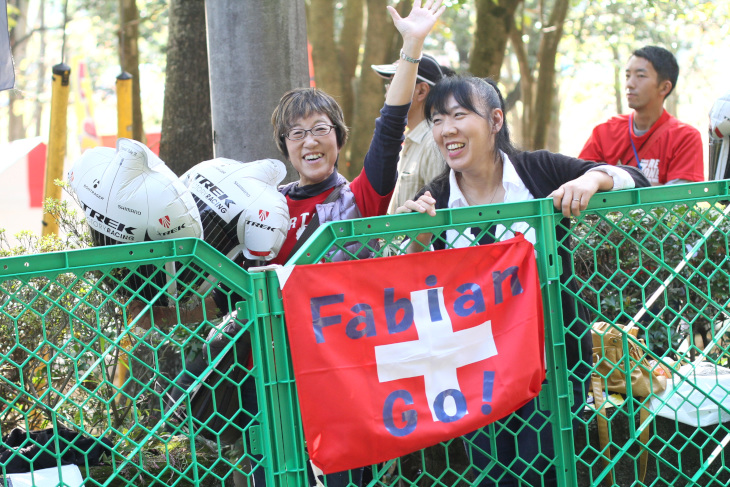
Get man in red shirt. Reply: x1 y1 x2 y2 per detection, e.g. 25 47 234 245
579 46 704 185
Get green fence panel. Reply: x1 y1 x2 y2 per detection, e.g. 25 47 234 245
284 196 574 487
278 181 730 487
250 268 308 487
563 182 730 487
0 239 277 487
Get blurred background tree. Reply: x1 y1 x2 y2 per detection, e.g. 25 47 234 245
2 0 729 174
158 0 211 175
6 0 41 141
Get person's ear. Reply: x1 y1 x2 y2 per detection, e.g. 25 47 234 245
659 79 673 98
414 82 430 102
491 108 504 133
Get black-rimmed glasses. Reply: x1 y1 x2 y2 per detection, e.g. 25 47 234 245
283 124 336 141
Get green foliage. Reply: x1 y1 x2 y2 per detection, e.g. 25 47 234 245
568 202 730 360
563 0 729 65
0 184 91 257
5 3 20 30
442 0 471 6
79 0 169 73
0 194 121 431
0 192 246 484
73 0 169 56
433 0 474 69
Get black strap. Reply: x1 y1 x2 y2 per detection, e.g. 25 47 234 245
286 184 344 260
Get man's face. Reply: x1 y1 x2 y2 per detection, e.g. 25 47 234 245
625 55 668 111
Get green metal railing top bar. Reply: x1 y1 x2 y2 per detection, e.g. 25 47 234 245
1 239 237 282
287 181 730 265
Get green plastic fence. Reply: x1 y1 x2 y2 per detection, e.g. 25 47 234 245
2 181 730 487
280 180 730 486
0 239 287 486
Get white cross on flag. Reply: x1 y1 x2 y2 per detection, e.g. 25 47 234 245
278 234 546 474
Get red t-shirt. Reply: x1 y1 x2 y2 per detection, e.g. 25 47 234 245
579 110 704 185
271 171 391 265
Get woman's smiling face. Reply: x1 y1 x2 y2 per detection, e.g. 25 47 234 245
285 112 340 186
431 94 498 174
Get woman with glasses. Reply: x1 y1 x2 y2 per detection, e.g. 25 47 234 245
129 3 444 486
266 4 443 485
268 1 445 267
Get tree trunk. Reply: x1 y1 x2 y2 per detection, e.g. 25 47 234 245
33 0 46 137
118 0 144 143
387 0 412 63
306 0 363 173
7 0 29 141
531 0 569 149
470 0 522 80
509 26 532 149
338 0 364 127
547 85 560 152
159 0 212 176
502 54 524 144
205 0 309 183
665 92 678 118
611 44 622 115
308 0 344 104
347 0 391 178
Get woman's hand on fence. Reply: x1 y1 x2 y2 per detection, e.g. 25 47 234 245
394 191 436 253
396 191 437 216
548 171 613 218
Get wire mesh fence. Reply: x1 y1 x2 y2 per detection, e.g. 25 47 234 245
1 181 729 486
0 240 276 486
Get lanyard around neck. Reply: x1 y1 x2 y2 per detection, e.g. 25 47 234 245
628 113 643 170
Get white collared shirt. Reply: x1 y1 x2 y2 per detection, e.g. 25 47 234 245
445 152 537 248
445 151 634 248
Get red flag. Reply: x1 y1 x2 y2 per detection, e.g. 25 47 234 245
278 234 545 473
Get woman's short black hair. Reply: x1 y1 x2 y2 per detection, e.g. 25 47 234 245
425 75 517 158
271 88 349 159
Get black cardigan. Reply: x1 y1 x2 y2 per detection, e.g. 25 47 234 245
421 150 648 204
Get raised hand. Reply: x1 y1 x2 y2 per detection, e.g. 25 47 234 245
387 0 446 45
384 1 445 108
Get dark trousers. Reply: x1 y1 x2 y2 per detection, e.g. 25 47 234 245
170 350 267 486
464 397 556 487
316 468 363 487
464 375 588 487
